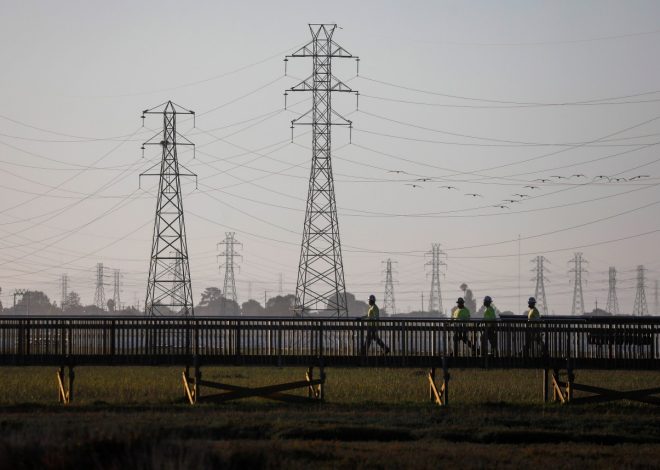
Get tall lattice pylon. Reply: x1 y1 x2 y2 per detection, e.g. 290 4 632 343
382 258 397 315
605 266 620 315
140 101 197 316
60 273 68 311
632 265 649 316
568 252 588 315
654 279 659 316
218 232 242 305
530 256 550 316
112 269 121 311
94 263 106 311
285 24 359 317
425 243 446 314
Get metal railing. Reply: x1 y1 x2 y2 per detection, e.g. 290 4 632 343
0 316 657 369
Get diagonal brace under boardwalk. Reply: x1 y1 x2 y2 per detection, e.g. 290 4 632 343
56 366 74 404
182 366 325 404
553 381 660 405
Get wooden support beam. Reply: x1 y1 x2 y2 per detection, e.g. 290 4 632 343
182 366 326 404
56 365 74 404
428 358 450 406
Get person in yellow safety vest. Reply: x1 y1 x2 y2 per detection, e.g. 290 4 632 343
452 297 472 352
523 297 545 356
361 294 390 355
482 295 498 354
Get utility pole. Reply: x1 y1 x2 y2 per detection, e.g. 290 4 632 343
140 101 197 317
382 258 397 315
568 252 587 315
285 24 359 317
632 265 648 316
605 266 620 315
94 263 106 311
60 273 69 311
218 232 242 313
112 269 121 312
425 243 446 315
530 256 550 316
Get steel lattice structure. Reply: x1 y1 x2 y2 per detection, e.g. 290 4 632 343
60 273 68 311
531 256 550 316
94 263 106 311
218 232 242 306
112 269 121 311
285 24 359 317
568 252 588 315
606 266 620 315
426 243 446 314
632 265 648 316
141 101 197 317
382 258 397 315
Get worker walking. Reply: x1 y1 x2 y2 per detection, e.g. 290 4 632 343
361 295 390 355
452 297 472 353
523 297 546 357
482 295 498 355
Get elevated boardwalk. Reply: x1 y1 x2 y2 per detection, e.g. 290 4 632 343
1 316 658 405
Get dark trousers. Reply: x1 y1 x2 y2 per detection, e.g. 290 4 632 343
484 325 498 353
362 327 388 354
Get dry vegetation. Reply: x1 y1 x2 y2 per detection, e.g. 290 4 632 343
0 367 659 468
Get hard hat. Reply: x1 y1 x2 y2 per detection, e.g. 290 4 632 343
457 297 464 304
484 296 492 303
528 297 536 304
368 294 376 302
460 283 468 289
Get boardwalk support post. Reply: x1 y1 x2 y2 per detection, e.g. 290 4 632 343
428 357 450 406
56 365 74 404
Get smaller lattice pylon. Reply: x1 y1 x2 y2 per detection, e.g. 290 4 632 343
530 256 550 316
568 253 588 315
381 258 398 315
425 243 447 315
632 265 648 316
94 263 106 311
605 266 620 315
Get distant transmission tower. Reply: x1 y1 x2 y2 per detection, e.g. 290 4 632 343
605 266 620 315
285 24 359 317
140 101 197 317
382 258 397 315
218 232 242 305
425 243 446 314
568 252 588 315
112 269 121 311
632 265 649 316
531 256 550 316
60 273 68 310
654 279 659 316
94 263 106 311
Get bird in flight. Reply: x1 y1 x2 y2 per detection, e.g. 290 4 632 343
594 175 611 182
524 185 540 190
513 193 529 198
571 174 586 178
405 183 423 189
493 204 510 209
533 178 551 183
629 175 650 180
550 175 566 180
612 177 627 182
416 177 432 182
502 199 520 204
465 193 483 197
438 185 458 190
388 170 407 174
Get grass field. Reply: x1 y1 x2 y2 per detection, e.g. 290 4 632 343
0 366 659 468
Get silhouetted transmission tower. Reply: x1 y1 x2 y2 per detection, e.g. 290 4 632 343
655 279 659 316
112 269 121 311
605 266 620 315
382 258 397 315
426 243 446 314
531 256 550 316
94 263 106 311
285 24 359 317
568 252 587 315
60 273 68 311
218 232 242 305
632 264 648 316
140 101 197 316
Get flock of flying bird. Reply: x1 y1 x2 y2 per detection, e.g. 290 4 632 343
395 172 651 209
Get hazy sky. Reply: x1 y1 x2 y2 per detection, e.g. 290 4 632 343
1 0 660 314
